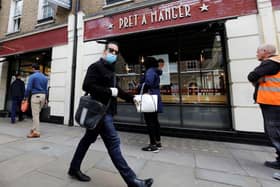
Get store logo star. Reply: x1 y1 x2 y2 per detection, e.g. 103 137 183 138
108 24 114 30
200 3 209 12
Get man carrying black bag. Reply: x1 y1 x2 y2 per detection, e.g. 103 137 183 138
68 42 153 187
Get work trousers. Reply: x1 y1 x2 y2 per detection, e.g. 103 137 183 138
260 104 280 161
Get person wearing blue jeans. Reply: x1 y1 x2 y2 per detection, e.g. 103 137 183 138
68 42 153 187
70 114 138 184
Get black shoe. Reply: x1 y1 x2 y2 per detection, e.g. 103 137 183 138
68 168 91 182
129 178 153 187
142 145 159 153
264 161 280 169
156 143 162 150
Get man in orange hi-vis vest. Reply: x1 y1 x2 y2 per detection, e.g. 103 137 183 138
248 44 280 180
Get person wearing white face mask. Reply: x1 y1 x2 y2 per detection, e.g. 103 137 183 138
68 42 154 187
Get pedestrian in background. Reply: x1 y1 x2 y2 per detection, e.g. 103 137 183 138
10 73 25 124
24 63 48 138
247 44 280 179
68 42 153 187
138 56 163 153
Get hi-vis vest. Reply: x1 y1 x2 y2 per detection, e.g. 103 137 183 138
257 55 280 105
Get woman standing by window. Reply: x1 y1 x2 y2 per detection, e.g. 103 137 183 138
139 57 163 152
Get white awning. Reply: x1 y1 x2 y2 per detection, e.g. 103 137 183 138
47 0 71 10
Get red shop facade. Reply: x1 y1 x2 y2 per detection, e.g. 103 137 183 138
0 26 68 123
81 0 263 142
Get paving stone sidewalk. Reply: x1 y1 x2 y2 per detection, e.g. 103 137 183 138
0 118 279 187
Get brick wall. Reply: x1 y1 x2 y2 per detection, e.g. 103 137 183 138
0 0 69 40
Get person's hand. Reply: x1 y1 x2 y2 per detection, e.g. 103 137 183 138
110 88 118 97
133 96 140 106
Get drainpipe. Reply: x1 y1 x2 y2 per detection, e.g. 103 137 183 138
69 0 80 126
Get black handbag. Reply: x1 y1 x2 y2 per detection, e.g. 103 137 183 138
75 95 111 130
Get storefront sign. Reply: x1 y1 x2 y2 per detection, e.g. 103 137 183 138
0 27 68 57
47 0 71 10
85 0 257 41
272 0 280 9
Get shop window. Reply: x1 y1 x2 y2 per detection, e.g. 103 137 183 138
7 0 23 33
37 0 54 23
115 23 227 105
179 33 227 104
113 22 230 128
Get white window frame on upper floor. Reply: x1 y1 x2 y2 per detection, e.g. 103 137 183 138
7 0 23 34
37 0 55 23
103 0 133 8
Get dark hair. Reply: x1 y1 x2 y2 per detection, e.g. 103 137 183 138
143 56 158 69
32 63 40 70
15 73 20 77
158 58 164 64
105 41 119 50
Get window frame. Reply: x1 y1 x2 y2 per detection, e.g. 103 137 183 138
37 0 55 23
103 0 133 8
7 0 23 34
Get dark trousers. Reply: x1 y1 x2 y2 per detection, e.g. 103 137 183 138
11 96 23 123
260 104 280 161
70 114 136 185
143 112 161 145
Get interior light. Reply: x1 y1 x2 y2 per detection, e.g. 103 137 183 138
0 57 6 61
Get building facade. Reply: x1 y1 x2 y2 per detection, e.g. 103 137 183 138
0 0 280 140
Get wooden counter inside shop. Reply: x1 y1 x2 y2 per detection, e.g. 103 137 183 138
161 95 227 104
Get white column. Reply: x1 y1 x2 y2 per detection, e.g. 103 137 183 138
257 0 279 50
273 7 280 50
0 62 8 110
48 15 75 124
226 15 263 132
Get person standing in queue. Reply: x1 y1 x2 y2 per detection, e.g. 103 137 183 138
68 42 153 187
10 73 25 124
247 44 280 180
24 63 48 138
138 57 163 153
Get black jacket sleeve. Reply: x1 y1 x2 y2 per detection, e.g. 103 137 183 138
82 63 111 98
248 60 280 83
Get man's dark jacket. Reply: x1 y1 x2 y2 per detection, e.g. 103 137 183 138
248 56 280 102
10 78 25 98
82 58 134 115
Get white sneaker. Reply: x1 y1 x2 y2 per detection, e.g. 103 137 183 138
273 172 280 180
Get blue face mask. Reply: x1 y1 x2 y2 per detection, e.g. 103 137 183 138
105 53 117 64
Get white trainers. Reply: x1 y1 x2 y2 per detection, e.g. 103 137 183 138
273 172 280 180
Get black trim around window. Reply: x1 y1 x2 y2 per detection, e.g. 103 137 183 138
106 0 124 5
37 16 54 24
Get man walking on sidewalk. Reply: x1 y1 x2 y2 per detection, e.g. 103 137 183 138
68 42 153 187
24 63 48 138
248 44 280 173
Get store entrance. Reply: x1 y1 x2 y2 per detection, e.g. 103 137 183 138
112 22 231 130
5 49 51 117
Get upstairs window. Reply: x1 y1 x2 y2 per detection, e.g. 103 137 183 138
38 0 54 23
106 0 125 5
8 0 23 33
